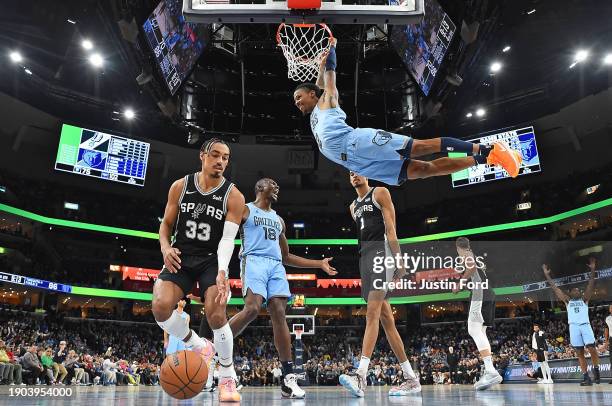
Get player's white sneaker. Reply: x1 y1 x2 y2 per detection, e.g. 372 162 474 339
281 374 305 399
389 376 421 395
537 378 545 384
474 371 503 391
339 373 365 398
545 379 554 384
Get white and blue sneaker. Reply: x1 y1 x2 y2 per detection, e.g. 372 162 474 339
474 371 503 391
339 373 365 398
389 376 421 395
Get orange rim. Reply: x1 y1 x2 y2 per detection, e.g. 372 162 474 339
276 23 334 45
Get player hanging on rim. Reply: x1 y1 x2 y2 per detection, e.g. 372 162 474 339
454 237 502 391
292 38 523 186
152 138 244 402
228 177 337 399
542 258 601 386
339 172 421 398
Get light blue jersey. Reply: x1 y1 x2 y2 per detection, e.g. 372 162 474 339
310 105 354 166
166 311 188 355
240 203 290 301
566 299 590 325
240 202 283 261
310 104 413 186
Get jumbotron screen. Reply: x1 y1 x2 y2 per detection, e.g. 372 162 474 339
143 0 206 95
55 124 150 187
390 0 456 96
450 126 541 188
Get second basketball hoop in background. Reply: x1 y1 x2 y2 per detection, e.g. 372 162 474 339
276 23 333 82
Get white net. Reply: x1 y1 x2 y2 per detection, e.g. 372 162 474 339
276 23 333 82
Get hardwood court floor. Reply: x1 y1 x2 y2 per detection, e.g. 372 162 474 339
1 383 611 405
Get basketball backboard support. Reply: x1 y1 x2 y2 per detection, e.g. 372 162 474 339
183 0 424 25
286 314 315 336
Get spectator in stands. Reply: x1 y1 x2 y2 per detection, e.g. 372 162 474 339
21 345 44 384
64 350 86 385
40 348 55 384
272 363 282 385
102 356 118 386
0 340 23 385
52 341 68 384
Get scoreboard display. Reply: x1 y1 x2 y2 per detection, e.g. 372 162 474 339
142 0 206 95
390 0 456 96
55 124 150 187
450 126 541 188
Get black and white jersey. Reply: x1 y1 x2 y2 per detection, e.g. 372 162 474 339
351 187 386 252
171 172 234 257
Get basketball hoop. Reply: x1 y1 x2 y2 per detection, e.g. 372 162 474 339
276 23 334 82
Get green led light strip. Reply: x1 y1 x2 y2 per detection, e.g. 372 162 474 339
1 197 611 245
68 285 523 305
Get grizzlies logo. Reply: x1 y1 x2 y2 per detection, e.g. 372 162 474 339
372 130 392 146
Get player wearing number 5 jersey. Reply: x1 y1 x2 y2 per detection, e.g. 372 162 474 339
228 178 337 399
153 138 244 402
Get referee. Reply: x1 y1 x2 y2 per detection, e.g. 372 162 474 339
532 322 552 384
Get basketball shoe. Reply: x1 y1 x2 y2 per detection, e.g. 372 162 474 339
486 141 523 178
339 373 366 398
219 377 241 402
389 375 421 396
281 374 305 399
474 370 503 390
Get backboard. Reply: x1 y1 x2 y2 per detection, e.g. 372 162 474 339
183 0 424 25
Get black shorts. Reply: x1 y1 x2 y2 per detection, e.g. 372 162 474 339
359 242 393 302
536 349 546 363
481 298 496 326
157 253 217 299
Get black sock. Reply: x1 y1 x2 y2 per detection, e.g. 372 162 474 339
281 361 294 378
473 155 487 165
441 137 477 154
478 144 493 158
583 372 590 379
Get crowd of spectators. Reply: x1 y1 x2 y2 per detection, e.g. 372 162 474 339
0 303 610 388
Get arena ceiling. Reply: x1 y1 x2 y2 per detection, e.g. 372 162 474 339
1 0 611 148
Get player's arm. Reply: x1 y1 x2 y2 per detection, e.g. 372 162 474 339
349 202 356 222
453 238 478 293
279 217 337 275
159 178 185 273
215 187 245 304
318 38 339 109
374 187 404 282
583 257 597 303
605 325 610 348
163 331 168 349
542 264 570 304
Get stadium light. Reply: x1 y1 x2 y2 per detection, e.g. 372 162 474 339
24 68 32 75
476 108 486 117
575 50 589 63
9 51 23 63
124 108 135 120
67 19 76 24
502 45 511 53
527 9 536 15
89 53 104 68
82 39 94 50
604 54 612 65
490 61 502 73
466 112 473 118
426 217 438 224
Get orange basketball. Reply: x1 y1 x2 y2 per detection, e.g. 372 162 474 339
160 350 208 399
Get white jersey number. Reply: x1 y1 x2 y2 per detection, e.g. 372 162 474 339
186 220 211 241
